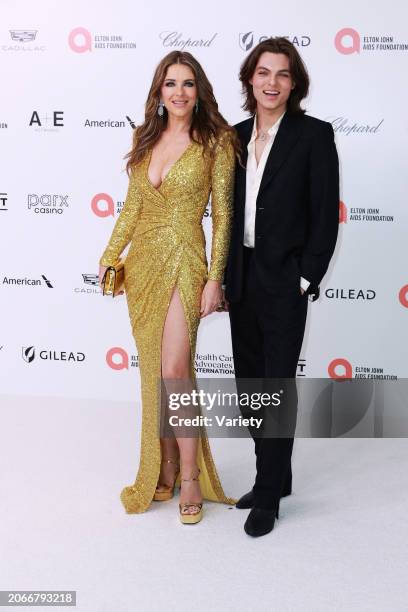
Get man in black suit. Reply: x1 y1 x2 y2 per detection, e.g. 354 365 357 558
224 37 339 537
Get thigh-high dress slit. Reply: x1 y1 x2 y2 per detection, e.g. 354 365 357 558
99 133 236 512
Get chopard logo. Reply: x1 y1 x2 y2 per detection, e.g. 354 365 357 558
326 116 384 135
160 31 217 50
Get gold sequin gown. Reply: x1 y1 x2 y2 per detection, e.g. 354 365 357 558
100 132 236 512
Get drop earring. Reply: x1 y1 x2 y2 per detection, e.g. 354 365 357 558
195 99 199 114
158 101 164 117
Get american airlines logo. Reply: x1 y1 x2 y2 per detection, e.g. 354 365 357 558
2 275 53 288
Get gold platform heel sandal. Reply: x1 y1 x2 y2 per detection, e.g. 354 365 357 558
153 458 180 501
179 468 203 524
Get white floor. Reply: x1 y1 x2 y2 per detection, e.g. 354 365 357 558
1 395 407 612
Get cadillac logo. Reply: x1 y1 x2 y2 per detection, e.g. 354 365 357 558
9 30 37 43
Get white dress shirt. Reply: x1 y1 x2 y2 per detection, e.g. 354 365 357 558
244 113 310 293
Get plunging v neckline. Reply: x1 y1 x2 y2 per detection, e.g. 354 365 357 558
146 142 194 192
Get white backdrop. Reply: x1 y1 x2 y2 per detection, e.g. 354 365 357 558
1 0 407 403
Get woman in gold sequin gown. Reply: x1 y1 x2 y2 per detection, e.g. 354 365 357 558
99 52 238 520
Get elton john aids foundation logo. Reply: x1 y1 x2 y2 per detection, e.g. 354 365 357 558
399 285 408 308
106 347 128 370
335 27 408 54
338 200 394 224
328 359 397 380
339 201 347 224
68 27 137 53
328 358 353 379
106 347 139 370
334 28 360 54
91 193 115 217
68 27 92 53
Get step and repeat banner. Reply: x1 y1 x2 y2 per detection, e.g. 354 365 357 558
1 1 407 403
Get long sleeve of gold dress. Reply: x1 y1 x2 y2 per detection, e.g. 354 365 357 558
100 131 236 513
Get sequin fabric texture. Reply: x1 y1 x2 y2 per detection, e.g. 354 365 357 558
100 131 236 512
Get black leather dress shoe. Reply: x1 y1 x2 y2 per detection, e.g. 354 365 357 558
244 506 279 537
235 490 255 509
235 482 291 509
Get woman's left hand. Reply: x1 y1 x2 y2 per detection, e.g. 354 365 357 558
200 280 224 318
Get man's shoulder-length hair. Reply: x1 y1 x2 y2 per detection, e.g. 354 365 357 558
240 37 310 115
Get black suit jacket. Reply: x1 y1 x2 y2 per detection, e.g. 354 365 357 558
225 112 339 303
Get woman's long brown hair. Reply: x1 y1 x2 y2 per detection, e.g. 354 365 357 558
125 51 240 174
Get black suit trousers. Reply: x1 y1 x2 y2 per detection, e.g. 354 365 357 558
228 247 308 509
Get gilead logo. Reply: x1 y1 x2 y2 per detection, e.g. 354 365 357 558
106 347 129 370
68 27 92 53
91 193 114 217
399 285 408 308
328 358 353 379
335 28 360 54
339 200 347 224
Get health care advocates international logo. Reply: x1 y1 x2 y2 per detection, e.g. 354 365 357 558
335 28 408 54
328 359 397 380
106 347 308 377
239 32 311 51
1 30 46 52
91 193 123 217
2 274 53 288
160 31 217 50
27 193 69 215
22 346 85 364
68 27 137 52
106 348 236 374
339 200 394 224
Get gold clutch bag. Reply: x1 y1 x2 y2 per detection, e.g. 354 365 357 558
102 259 125 297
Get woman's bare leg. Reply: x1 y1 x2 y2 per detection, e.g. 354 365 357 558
161 286 202 511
